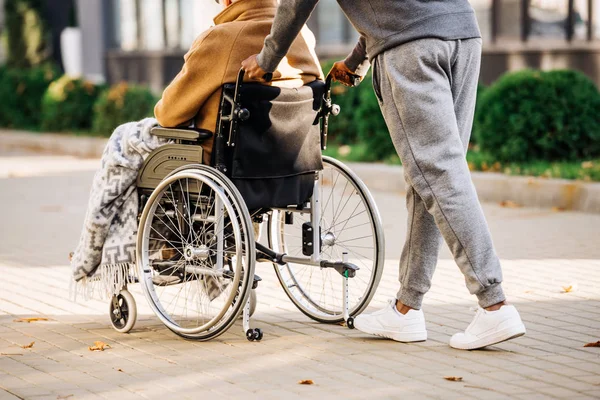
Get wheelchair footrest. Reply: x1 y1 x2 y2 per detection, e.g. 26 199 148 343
320 260 359 278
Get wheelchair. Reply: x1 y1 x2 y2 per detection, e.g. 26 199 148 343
108 70 385 341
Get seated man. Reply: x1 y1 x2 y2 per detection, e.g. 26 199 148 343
154 0 323 164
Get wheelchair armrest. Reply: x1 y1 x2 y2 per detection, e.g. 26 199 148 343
151 126 213 142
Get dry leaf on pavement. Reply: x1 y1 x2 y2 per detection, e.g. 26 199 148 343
13 318 50 323
561 283 578 293
499 200 521 208
444 376 463 382
88 341 111 351
20 342 35 349
298 379 314 385
584 341 600 347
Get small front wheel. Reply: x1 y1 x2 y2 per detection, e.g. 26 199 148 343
347 317 355 330
109 290 137 333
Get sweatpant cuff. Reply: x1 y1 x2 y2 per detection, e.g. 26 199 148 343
396 287 425 310
476 283 506 309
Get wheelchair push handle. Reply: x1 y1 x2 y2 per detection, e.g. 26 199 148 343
325 72 362 89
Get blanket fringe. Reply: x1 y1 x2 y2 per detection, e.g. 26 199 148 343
70 263 138 302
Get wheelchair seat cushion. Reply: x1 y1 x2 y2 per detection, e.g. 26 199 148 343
223 80 325 209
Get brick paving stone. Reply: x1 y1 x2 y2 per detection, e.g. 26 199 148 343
2 152 600 399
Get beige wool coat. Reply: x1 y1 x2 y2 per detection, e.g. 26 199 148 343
154 0 323 163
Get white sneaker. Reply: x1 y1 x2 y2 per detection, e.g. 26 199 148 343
354 299 427 342
450 305 526 350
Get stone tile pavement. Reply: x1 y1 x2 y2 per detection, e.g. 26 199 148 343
1 152 599 399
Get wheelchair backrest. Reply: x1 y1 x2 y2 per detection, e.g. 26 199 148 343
216 80 326 209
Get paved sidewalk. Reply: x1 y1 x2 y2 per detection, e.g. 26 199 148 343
1 152 600 400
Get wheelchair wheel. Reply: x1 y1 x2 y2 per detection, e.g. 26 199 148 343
109 289 137 333
137 166 255 340
268 156 384 323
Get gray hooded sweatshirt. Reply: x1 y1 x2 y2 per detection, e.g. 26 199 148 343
256 0 481 75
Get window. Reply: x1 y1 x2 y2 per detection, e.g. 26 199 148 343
117 0 138 51
470 0 493 42
140 0 164 50
529 0 568 39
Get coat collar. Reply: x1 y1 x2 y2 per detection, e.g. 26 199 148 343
213 0 277 25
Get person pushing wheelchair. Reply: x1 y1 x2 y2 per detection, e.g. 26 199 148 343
242 0 526 350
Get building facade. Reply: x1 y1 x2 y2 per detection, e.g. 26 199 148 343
76 0 600 90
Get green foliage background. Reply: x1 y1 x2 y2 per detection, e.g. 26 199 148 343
0 64 59 129
4 0 49 68
41 76 103 132
92 82 158 136
474 69 600 162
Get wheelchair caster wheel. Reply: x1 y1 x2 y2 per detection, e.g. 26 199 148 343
109 290 137 333
347 317 355 330
246 328 263 342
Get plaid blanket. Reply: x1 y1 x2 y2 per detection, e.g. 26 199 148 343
70 118 168 297
70 118 229 302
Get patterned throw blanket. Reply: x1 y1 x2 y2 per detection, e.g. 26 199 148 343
70 118 169 298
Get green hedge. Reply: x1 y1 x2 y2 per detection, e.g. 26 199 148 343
41 75 103 132
92 82 157 136
0 64 59 129
474 70 600 162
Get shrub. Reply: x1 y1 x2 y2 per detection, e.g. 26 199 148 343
354 75 395 161
41 75 102 132
4 0 49 68
469 82 487 145
0 63 59 129
474 69 600 162
92 82 157 136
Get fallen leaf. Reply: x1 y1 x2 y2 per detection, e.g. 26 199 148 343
499 200 521 208
13 318 50 323
562 283 578 293
88 341 111 351
551 206 567 212
584 341 600 348
444 376 463 382
298 379 314 385
20 341 35 349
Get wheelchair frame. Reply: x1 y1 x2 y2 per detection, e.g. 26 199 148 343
112 70 385 341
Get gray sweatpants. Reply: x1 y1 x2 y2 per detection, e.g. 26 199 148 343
372 38 505 309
